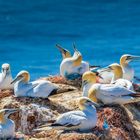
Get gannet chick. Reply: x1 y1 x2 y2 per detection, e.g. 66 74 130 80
0 108 18 138
82 71 102 97
56 44 90 80
0 63 13 90
101 63 133 90
120 54 140 81
88 84 140 105
11 70 58 98
35 97 99 132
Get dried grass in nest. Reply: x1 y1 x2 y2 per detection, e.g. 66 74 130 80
0 89 13 99
41 75 82 88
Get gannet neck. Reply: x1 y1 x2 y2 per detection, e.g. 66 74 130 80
88 88 97 103
120 55 128 67
112 66 123 82
63 52 71 59
72 54 82 67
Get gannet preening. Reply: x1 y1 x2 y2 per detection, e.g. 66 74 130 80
56 44 90 80
0 108 18 138
34 97 99 132
120 54 140 81
0 63 13 90
88 84 140 105
11 70 58 98
101 63 133 90
82 71 102 97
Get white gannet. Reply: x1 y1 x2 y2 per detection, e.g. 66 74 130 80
88 83 140 105
120 54 140 81
11 70 58 98
56 44 90 80
0 63 13 90
101 63 133 90
82 71 102 97
0 108 18 138
34 97 99 131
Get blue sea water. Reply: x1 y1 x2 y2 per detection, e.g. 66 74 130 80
0 0 140 80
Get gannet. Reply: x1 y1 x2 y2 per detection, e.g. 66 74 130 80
35 97 99 131
88 83 140 105
0 108 18 138
11 70 58 98
82 71 102 97
101 63 133 90
56 44 90 80
0 63 13 90
120 54 140 81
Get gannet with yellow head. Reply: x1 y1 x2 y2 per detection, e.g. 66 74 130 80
11 70 58 98
82 71 102 96
56 44 90 80
0 108 18 138
101 63 133 90
88 83 140 105
0 63 13 90
120 54 140 81
34 97 99 131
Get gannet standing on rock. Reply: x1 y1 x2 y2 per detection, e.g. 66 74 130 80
101 63 134 90
11 70 58 98
88 84 140 105
120 54 140 81
0 63 13 90
0 109 18 138
35 97 99 132
56 44 90 80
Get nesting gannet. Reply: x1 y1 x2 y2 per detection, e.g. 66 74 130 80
56 44 90 80
120 54 140 81
11 70 58 98
0 63 13 90
0 109 18 138
35 97 99 131
88 84 140 105
82 71 102 97
101 63 133 90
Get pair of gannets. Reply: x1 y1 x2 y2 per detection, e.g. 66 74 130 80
56 44 98 80
82 71 140 104
98 54 140 83
0 109 18 138
11 71 58 98
35 97 99 132
0 63 13 90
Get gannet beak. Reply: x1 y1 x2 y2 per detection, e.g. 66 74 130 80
73 43 79 53
11 75 23 84
95 71 103 79
100 67 112 73
56 44 67 54
90 100 100 108
5 108 19 116
127 55 140 61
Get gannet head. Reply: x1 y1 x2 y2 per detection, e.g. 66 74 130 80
88 86 98 103
101 63 123 79
0 109 18 124
120 54 140 66
11 70 30 84
82 71 101 86
1 63 11 78
56 44 71 59
78 97 100 111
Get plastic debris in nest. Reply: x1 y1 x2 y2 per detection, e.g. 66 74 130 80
18 104 58 135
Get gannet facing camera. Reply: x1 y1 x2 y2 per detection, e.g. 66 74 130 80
34 97 99 132
88 84 140 105
56 44 90 80
120 54 140 81
0 108 18 138
82 71 102 97
101 63 133 90
0 63 13 90
11 70 58 98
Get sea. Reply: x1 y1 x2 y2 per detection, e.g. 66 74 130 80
0 0 140 80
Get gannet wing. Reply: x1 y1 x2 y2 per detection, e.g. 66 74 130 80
100 84 136 97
